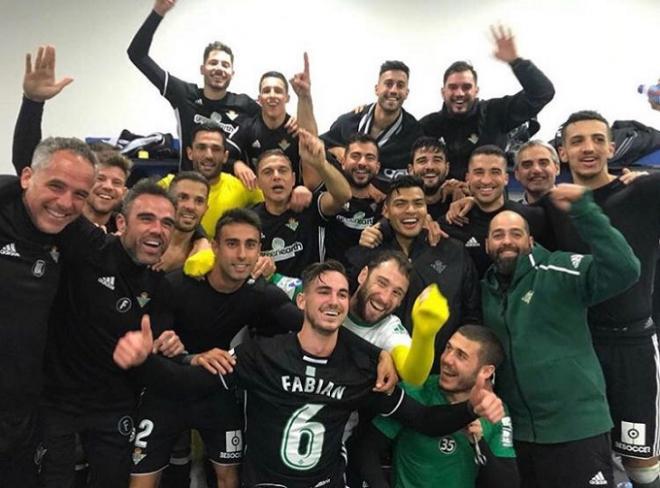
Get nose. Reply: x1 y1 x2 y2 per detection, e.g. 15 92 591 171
56 191 76 211
236 244 247 260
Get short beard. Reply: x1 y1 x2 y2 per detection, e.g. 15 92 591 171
422 181 442 196
344 170 373 190
493 248 531 276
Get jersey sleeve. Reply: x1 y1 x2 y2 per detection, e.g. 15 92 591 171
372 408 404 440
483 414 516 458
488 59 555 132
12 97 44 175
127 10 169 94
569 191 641 305
249 280 304 334
320 112 351 148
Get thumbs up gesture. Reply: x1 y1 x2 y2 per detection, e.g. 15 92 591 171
468 374 504 424
113 315 154 369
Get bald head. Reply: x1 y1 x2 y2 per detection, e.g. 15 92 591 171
486 211 533 275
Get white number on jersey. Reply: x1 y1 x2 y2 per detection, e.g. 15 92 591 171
280 403 326 470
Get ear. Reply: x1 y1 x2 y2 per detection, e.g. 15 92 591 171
479 364 495 381
529 235 535 248
186 146 194 161
474 85 480 97
607 141 615 159
296 290 306 311
382 202 389 218
374 83 379 97
484 237 490 254
199 64 205 76
115 213 127 234
558 145 568 163
20 166 33 190
286 93 291 104
357 266 368 287
503 171 509 185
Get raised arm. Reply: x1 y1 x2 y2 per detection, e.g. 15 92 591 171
13 45 73 174
127 0 177 91
298 129 351 215
549 184 641 305
290 52 318 136
489 24 555 130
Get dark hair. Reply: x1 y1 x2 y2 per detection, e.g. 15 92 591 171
88 141 120 164
190 122 226 147
379 60 410 78
559 110 612 144
100 154 133 178
344 133 380 159
256 149 293 170
32 137 97 171
385 175 424 203
259 71 289 93
468 144 507 170
170 171 210 196
120 178 175 216
203 41 234 64
214 207 262 241
301 260 347 292
443 61 478 84
410 136 448 163
366 250 412 280
456 324 504 368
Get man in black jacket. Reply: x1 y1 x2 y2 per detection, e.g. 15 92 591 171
420 25 555 180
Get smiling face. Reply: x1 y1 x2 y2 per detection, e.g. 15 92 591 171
375 70 409 115
86 164 127 216
439 331 483 393
188 130 228 182
514 145 559 200
409 147 449 195
342 141 380 189
117 194 176 265
559 119 614 185
258 76 289 121
212 222 261 285
171 179 209 232
485 210 533 276
466 154 508 210
21 150 95 234
382 186 427 240
297 270 349 336
354 259 409 324
200 49 234 93
441 70 479 114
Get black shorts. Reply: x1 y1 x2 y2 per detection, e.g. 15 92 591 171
514 433 613 488
594 331 660 459
0 408 40 488
39 406 135 488
131 388 243 475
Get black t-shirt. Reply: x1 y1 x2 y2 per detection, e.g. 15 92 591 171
228 112 304 181
0 178 61 412
540 174 660 335
323 196 380 267
165 270 303 351
321 103 423 188
42 226 171 413
228 329 400 488
128 10 260 170
439 200 547 278
253 193 325 278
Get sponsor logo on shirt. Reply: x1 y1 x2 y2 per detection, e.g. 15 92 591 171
286 218 299 232
263 238 303 262
194 114 239 139
226 110 238 121
278 139 291 151
431 260 447 275
521 290 534 304
615 421 651 454
0 242 20 257
336 212 374 230
588 471 607 485
116 297 132 313
570 254 584 269
224 430 243 454
98 276 115 290
465 237 480 248
137 292 150 308
117 416 134 437
32 260 46 277
501 416 513 447
252 139 261 149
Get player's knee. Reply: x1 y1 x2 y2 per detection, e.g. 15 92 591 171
624 460 660 486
